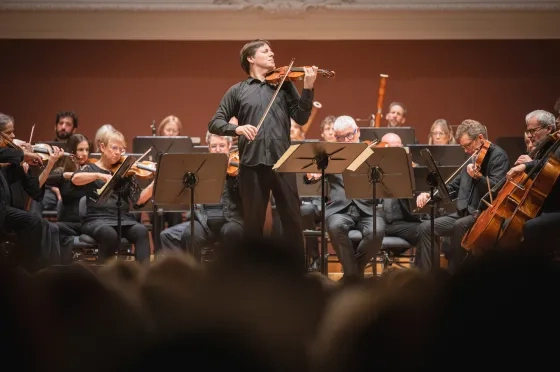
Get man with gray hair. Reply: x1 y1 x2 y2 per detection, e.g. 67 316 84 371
506 109 560 254
416 119 509 272
514 109 556 166
307 115 384 281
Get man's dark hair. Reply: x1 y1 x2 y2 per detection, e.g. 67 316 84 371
554 97 560 115
239 39 271 75
55 111 79 128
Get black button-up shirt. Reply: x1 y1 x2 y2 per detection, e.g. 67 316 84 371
208 77 314 167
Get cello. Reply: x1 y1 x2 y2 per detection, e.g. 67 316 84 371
462 131 560 255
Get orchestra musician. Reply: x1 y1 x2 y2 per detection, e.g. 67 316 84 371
415 120 509 272
159 132 243 260
307 115 384 281
378 133 423 249
71 129 153 263
208 39 318 271
0 113 62 272
506 110 560 253
46 133 91 264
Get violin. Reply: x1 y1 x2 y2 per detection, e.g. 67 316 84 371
109 156 157 180
265 66 335 85
472 139 491 175
227 150 240 177
31 143 74 162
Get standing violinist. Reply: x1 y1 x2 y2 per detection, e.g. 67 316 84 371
159 132 243 260
415 120 509 272
208 39 318 271
71 130 153 264
506 110 560 253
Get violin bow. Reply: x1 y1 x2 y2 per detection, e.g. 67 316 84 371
250 57 296 144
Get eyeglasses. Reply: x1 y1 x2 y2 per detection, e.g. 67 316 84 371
107 144 125 153
524 126 546 137
460 138 476 149
431 131 447 137
335 128 357 142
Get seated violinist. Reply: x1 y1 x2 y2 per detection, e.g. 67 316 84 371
415 120 509 272
506 110 560 253
71 130 153 263
0 113 62 272
46 133 91 264
159 132 243 261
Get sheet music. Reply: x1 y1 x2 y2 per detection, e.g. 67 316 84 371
346 146 374 172
272 144 300 171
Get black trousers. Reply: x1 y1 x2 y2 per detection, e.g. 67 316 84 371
84 223 150 263
4 206 54 272
150 211 183 254
416 213 475 273
180 217 244 261
523 211 560 253
239 164 304 270
326 205 384 279
272 202 321 259
56 221 82 264
385 220 422 246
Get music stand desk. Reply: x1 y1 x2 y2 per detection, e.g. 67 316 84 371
274 141 367 275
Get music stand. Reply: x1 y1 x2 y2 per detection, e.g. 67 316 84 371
273 141 367 275
152 153 227 262
132 136 194 162
344 146 415 275
420 148 452 271
359 127 417 145
407 144 468 166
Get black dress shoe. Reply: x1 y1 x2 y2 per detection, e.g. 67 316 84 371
309 258 321 272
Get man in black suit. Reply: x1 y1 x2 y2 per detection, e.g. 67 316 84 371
415 119 509 273
321 115 384 281
378 133 423 247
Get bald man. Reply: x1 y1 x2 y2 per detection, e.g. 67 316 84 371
380 132 403 147
378 133 422 252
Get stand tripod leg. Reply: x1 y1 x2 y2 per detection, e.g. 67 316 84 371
116 192 122 260
320 168 328 276
426 171 440 271
189 187 199 262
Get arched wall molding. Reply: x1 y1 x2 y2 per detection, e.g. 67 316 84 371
0 1 559 40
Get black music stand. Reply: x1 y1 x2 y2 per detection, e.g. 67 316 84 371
273 141 367 275
359 127 417 145
344 146 415 275
132 136 194 162
92 155 137 259
152 153 227 262
420 148 452 271
407 144 468 166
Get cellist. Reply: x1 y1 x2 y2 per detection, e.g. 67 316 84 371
506 110 560 253
415 120 509 272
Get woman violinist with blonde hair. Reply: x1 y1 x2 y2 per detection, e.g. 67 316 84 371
72 130 154 263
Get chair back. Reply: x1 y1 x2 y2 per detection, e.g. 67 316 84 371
56 199 63 221
79 196 88 219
